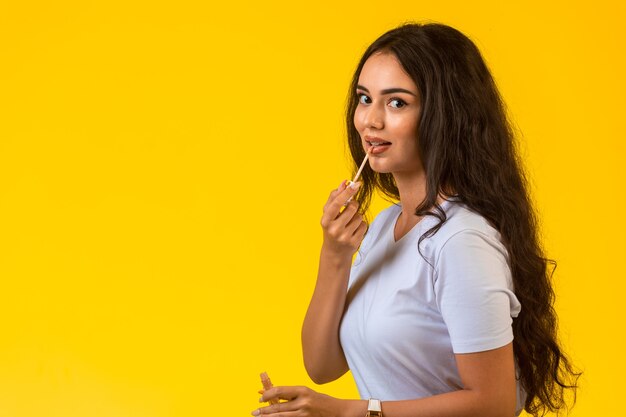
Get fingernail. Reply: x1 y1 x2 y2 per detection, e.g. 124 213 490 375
349 181 361 190
251 410 260 416
259 396 264 403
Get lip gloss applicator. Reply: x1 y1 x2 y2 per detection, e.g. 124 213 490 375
344 147 372 206
349 147 372 186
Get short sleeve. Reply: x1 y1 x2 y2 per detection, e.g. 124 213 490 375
352 224 373 268
352 205 398 268
433 229 521 354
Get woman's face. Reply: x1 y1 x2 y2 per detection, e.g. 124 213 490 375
354 52 422 176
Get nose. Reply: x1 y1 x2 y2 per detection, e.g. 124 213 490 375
363 104 384 129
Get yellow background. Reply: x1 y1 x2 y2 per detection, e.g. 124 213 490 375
1 1 624 416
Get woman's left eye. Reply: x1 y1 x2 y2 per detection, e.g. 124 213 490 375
389 98 406 108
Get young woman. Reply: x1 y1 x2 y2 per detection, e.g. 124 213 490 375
252 22 579 417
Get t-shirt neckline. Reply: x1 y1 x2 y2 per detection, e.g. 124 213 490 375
390 200 453 244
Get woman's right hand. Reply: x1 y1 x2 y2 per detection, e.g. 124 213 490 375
320 180 368 259
303 180 366 383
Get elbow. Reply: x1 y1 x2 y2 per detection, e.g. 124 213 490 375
308 371 332 385
303 359 347 385
301 333 349 384
496 387 517 417
303 363 334 385
460 384 516 417
477 390 516 417
488 404 516 417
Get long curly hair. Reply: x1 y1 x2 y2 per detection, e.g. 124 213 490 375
346 22 580 416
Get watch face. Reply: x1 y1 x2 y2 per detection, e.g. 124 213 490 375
368 399 382 412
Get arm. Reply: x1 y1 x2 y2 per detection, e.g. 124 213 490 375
254 342 516 417
256 227 519 417
364 343 516 417
301 180 367 384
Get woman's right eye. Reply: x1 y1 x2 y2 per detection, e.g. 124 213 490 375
357 94 370 104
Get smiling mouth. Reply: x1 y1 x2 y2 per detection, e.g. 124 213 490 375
366 140 392 155
366 139 392 147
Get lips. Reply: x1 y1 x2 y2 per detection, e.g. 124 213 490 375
365 136 391 154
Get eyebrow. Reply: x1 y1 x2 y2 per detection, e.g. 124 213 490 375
356 85 418 97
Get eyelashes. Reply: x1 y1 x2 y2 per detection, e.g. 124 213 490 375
357 94 370 105
390 98 406 108
356 93 407 109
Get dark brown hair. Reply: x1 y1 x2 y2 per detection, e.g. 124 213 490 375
346 22 580 416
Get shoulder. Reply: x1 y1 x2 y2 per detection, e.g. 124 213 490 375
422 201 507 266
438 201 499 239
428 203 520 354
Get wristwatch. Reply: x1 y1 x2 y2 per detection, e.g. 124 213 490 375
366 398 383 417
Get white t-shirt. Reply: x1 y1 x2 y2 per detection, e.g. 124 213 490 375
339 200 525 415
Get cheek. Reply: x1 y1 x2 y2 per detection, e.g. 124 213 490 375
353 108 363 132
393 112 420 137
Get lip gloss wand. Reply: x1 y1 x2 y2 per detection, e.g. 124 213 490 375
349 147 372 186
345 147 372 205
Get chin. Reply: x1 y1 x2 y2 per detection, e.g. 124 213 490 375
369 164 392 175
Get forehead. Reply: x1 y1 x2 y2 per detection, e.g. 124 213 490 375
357 52 417 91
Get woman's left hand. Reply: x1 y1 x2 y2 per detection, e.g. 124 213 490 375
251 385 358 417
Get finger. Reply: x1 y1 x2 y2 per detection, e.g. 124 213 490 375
336 199 360 222
325 182 360 218
322 183 360 226
324 180 348 211
328 180 348 203
341 181 362 207
253 407 300 417
354 220 368 240
328 181 361 216
254 399 301 416
261 386 300 403
350 222 368 247
322 200 358 232
335 204 361 235
344 212 365 236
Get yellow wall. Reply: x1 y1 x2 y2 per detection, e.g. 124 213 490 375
1 1 623 415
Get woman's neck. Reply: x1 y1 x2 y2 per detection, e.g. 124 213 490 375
393 171 427 220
